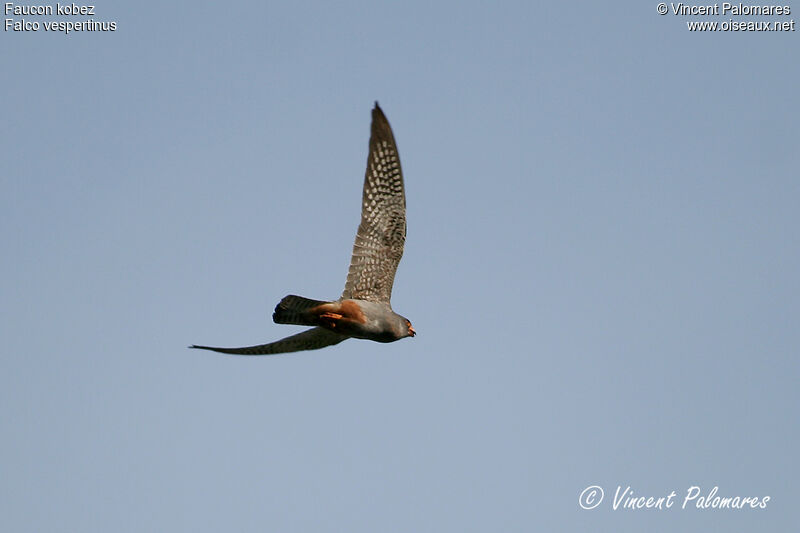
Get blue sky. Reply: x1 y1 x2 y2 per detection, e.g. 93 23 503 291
2 1 798 531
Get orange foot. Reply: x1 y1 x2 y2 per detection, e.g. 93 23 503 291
319 312 343 329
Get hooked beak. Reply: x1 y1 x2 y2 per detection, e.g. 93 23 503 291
408 325 416 337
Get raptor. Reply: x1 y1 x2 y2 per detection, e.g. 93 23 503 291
190 103 415 356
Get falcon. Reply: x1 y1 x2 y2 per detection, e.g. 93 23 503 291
190 103 415 355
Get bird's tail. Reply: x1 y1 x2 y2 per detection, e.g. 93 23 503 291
272 295 328 326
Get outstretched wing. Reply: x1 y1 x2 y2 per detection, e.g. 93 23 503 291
190 327 348 356
342 102 407 303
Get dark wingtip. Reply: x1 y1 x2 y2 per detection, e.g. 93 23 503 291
371 102 391 134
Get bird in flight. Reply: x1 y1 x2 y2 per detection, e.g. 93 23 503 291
191 103 415 355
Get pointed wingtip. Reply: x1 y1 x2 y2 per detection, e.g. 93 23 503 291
371 102 391 132
189 344 212 351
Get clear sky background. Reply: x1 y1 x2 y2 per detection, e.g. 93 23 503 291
2 1 797 531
